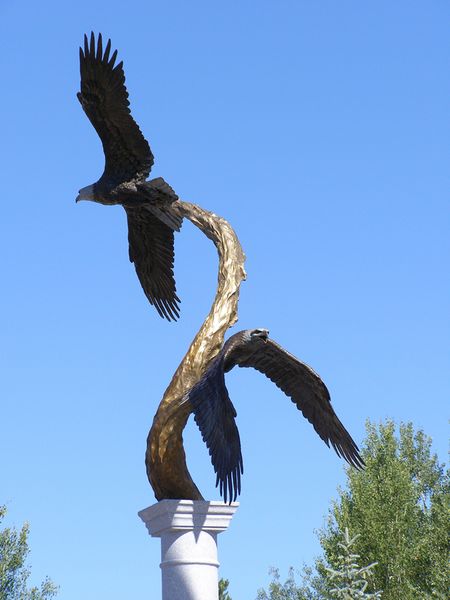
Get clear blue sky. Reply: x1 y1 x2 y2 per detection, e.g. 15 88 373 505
1 1 448 599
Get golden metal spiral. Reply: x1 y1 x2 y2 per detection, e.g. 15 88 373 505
146 200 247 500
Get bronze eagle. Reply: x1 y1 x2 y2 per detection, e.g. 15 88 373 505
184 328 364 503
76 33 181 321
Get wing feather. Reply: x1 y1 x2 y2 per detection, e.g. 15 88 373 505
184 355 243 503
125 206 180 321
78 32 154 185
236 339 364 469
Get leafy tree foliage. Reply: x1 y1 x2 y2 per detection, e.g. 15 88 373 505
257 420 449 600
219 577 232 600
0 506 58 600
320 420 449 599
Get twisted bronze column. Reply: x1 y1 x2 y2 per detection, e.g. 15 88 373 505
146 200 247 500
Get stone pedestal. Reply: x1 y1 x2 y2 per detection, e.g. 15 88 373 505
139 500 238 600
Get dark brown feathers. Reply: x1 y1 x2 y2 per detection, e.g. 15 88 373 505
185 329 364 502
125 207 180 321
186 353 243 503
78 32 154 186
236 338 364 470
77 33 182 321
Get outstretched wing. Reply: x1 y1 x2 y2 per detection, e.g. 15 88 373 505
78 32 154 186
184 355 243 503
125 206 180 321
236 339 364 469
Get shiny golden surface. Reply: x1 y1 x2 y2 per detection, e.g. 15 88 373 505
146 200 247 500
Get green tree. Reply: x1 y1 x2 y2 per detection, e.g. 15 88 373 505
219 577 232 600
325 528 381 599
0 506 58 600
257 420 450 600
256 530 380 600
320 420 449 599
256 565 321 599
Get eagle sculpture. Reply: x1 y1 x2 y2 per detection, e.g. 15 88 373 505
76 33 181 321
184 329 364 503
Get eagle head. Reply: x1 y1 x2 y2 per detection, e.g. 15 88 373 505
76 184 96 203
249 328 269 343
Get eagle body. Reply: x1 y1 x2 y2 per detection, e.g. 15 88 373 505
79 177 180 223
77 33 181 320
185 328 364 503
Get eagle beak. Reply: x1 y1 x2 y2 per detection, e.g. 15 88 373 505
76 185 95 203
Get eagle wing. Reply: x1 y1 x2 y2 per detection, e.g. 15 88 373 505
125 207 180 321
78 32 154 186
236 339 364 469
184 354 243 503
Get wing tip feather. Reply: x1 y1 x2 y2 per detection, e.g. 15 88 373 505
80 32 118 69
96 33 103 60
109 48 118 68
103 38 111 63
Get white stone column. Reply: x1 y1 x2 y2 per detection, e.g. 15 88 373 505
139 500 238 600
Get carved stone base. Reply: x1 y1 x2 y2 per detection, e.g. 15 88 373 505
139 500 238 600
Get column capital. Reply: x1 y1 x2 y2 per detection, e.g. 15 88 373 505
139 499 239 538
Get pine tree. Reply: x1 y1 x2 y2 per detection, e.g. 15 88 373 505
325 528 381 599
